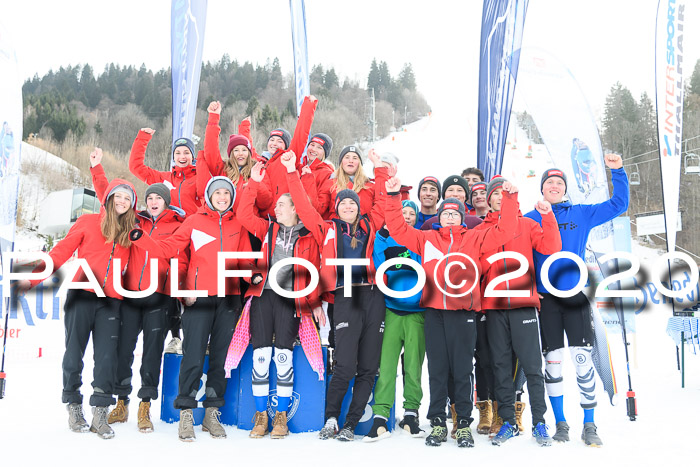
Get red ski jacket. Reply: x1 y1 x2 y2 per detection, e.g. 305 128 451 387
30 179 138 299
200 112 274 215
258 96 317 218
128 131 202 216
288 171 385 300
131 192 251 297
385 191 518 312
308 157 334 216
237 179 322 316
321 166 389 220
476 210 561 311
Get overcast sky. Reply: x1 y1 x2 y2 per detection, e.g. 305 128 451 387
3 0 699 126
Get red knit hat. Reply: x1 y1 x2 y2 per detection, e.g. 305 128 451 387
227 134 252 157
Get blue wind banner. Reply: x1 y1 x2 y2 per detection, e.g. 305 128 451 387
0 21 23 262
289 0 310 117
477 0 528 181
171 0 208 149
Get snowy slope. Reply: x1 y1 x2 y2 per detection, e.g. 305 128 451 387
1 115 698 465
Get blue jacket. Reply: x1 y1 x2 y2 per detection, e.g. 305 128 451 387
524 167 629 293
373 227 424 312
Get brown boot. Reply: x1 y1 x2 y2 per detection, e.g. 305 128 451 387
270 411 289 439
514 401 527 433
475 400 493 435
137 401 154 433
450 403 458 439
108 399 128 424
250 411 269 438
489 401 503 439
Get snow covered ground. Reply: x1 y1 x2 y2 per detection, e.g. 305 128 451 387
1 115 698 465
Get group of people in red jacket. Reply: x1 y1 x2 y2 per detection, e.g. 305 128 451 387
15 93 627 449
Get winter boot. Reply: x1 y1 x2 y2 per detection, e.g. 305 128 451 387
363 417 391 443
552 421 570 442
137 401 153 433
532 422 552 447
398 413 425 437
250 411 269 438
581 422 603 447
108 399 128 424
514 401 527 433
178 409 195 442
164 337 182 354
270 411 289 439
489 401 503 439
90 406 115 439
491 420 519 446
450 403 458 438
455 418 475 448
425 416 448 447
202 407 226 439
337 422 356 442
475 400 493 435
67 403 90 433
319 417 339 440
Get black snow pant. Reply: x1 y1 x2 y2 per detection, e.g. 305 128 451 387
325 286 385 427
62 289 121 407
174 295 241 409
475 312 495 401
168 298 182 339
114 293 170 401
487 307 547 426
425 308 477 424
250 289 299 350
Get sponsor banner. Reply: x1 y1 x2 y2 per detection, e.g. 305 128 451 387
477 0 529 181
655 0 685 253
171 0 208 156
289 0 310 117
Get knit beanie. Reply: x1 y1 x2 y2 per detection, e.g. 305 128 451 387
106 184 136 208
437 197 466 224
485 175 507 204
469 181 488 204
418 176 442 199
308 133 333 160
442 175 470 200
339 145 363 165
172 137 195 160
145 183 171 207
540 168 567 193
401 200 419 216
268 128 292 149
227 134 252 157
205 176 236 211
335 189 361 214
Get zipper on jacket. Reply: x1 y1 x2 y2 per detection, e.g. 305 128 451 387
103 241 117 289
138 220 159 290
219 215 224 251
178 171 184 208
501 245 511 309
444 229 454 310
194 267 198 289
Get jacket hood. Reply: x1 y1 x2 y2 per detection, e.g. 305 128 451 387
204 176 236 214
102 178 137 208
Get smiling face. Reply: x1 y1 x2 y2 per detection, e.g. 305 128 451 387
439 209 461 227
173 146 193 168
542 177 566 204
210 188 232 212
146 193 166 217
341 152 361 176
231 145 250 167
112 191 132 215
274 194 298 226
337 198 359 223
402 206 417 227
267 135 286 153
307 141 325 162
419 183 439 209
444 185 467 204
471 189 488 210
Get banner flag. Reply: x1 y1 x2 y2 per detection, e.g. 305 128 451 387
289 0 310 117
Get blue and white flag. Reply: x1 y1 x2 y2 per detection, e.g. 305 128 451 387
477 0 529 182
0 21 23 264
171 0 207 152
289 0 310 117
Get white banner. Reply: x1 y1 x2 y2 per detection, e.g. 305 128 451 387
289 0 310 117
655 0 685 253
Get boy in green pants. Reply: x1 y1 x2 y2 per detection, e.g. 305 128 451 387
364 200 426 442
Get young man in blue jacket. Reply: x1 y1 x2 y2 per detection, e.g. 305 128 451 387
524 153 629 447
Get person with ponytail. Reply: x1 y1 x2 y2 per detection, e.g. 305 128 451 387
128 175 250 442
128 127 201 216
199 100 273 215
235 161 324 439
280 149 392 442
17 169 139 440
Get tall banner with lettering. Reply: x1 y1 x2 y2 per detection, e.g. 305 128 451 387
477 0 529 182
655 0 684 255
289 0 310 117
171 0 208 153
0 22 22 269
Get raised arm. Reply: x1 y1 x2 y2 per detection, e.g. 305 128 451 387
29 215 87 287
238 162 272 240
238 117 260 161
203 102 226 178
290 96 318 169
529 201 562 255
89 148 109 202
128 128 163 184
284 152 327 245
478 183 519 253
583 155 630 227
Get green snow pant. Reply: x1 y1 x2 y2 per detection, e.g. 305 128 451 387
372 309 426 419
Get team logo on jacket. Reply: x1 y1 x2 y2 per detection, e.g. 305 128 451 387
191 229 216 251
